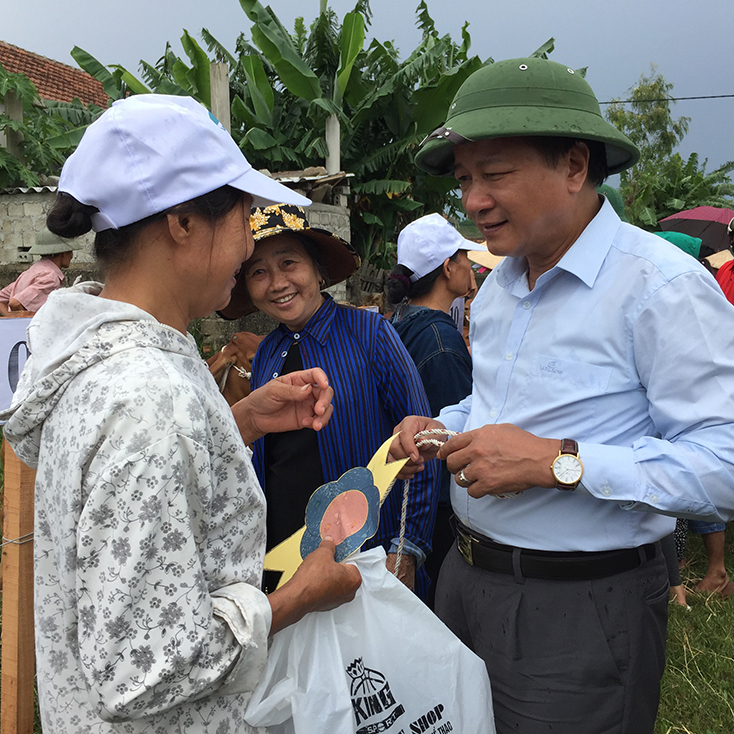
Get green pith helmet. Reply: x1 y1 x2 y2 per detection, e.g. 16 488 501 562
415 57 640 176
28 229 82 255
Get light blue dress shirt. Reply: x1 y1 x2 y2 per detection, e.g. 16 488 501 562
439 199 734 551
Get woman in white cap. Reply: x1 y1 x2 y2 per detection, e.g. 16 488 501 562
0 95 360 734
0 230 81 315
387 213 476 606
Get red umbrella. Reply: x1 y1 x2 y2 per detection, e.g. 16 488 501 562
659 206 734 254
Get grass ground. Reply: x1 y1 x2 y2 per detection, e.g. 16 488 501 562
655 530 734 733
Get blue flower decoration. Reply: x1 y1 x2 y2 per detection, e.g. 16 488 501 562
300 467 380 562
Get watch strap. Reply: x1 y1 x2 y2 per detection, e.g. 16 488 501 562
559 438 579 457
554 438 581 490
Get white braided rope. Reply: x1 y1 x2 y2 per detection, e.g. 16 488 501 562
393 429 460 577
392 426 521 576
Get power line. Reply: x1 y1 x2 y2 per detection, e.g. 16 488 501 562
599 94 734 105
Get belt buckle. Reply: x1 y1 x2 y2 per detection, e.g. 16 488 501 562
457 529 474 566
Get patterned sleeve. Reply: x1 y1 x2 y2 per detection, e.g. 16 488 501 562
75 431 271 721
371 318 439 556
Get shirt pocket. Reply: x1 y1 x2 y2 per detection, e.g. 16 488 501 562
518 354 613 421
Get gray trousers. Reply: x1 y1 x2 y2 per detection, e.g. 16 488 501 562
435 543 668 734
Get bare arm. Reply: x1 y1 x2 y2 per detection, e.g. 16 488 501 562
267 539 361 635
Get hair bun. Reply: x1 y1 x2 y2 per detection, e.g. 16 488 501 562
46 193 97 238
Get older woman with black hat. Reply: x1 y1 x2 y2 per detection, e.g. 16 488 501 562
222 204 439 598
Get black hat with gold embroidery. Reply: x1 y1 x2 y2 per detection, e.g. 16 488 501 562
218 204 360 319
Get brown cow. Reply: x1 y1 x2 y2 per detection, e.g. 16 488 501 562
207 331 265 406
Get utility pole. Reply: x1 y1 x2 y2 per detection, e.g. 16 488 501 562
209 62 231 134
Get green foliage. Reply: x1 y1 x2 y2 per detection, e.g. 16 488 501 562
3 2 544 265
606 67 733 229
625 153 734 229
0 62 100 187
72 1 496 266
607 66 690 166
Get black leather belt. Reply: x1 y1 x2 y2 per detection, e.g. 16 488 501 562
455 521 658 581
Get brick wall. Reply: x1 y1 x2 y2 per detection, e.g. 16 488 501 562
0 190 353 351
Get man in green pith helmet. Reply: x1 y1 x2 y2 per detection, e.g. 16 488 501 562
390 57 734 733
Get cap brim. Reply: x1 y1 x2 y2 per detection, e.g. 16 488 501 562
416 107 639 177
467 249 504 270
456 237 481 252
229 167 311 208
706 250 733 269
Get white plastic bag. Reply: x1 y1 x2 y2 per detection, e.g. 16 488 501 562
246 547 496 734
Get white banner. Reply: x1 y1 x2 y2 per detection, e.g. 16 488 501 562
1 318 32 418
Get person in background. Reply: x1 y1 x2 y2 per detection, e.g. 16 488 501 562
0 94 360 734
656 227 734 600
714 217 734 301
387 213 475 607
390 57 734 734
222 204 439 599
680 217 734 598
0 230 81 315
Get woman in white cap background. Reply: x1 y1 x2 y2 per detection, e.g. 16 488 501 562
222 203 440 599
0 95 360 734
387 213 476 606
0 229 81 316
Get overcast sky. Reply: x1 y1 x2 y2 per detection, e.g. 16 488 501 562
5 0 733 174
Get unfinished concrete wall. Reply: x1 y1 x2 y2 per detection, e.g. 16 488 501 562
0 191 353 352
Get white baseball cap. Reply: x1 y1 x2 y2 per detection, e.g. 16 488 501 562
397 213 478 281
58 94 310 232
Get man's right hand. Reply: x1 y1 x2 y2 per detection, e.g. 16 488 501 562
389 415 447 480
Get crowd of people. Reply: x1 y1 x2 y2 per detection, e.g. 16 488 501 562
2 53 734 734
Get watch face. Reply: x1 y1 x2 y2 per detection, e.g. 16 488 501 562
554 455 583 484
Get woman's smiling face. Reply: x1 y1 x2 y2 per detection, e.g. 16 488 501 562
244 234 325 331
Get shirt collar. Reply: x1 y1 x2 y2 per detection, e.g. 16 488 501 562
277 292 336 346
494 196 621 291
555 197 621 288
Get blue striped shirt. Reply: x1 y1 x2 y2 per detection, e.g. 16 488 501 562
251 295 439 592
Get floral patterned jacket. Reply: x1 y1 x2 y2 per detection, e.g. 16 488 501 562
2 283 271 734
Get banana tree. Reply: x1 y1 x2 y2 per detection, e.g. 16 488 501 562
50 1 557 266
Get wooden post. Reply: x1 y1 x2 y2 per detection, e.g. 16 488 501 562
325 113 341 174
210 62 231 134
1 438 36 734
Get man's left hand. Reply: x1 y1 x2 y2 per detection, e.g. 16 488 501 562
439 424 559 498
232 368 334 444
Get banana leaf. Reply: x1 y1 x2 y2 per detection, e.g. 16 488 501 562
47 126 88 149
241 55 274 125
109 66 151 95
336 11 365 97
71 47 124 99
181 30 211 106
239 0 321 101
531 38 555 59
